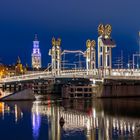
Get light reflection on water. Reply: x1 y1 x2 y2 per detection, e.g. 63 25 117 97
32 111 41 140
0 98 140 139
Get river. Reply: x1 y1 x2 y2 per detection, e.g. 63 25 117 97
0 96 140 140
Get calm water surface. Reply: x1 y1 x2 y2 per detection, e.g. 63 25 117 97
0 97 140 140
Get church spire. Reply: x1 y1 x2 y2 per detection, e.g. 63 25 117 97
34 34 38 41
31 34 42 69
17 56 21 64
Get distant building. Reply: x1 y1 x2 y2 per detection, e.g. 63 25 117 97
31 34 42 69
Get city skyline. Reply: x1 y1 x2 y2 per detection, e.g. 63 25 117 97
0 0 140 66
1 1 140 140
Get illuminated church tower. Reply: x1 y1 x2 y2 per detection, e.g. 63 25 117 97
32 34 42 69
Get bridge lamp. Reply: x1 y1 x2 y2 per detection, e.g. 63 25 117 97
93 108 96 118
127 63 130 69
113 72 117 76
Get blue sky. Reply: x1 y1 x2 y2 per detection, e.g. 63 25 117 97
0 0 140 67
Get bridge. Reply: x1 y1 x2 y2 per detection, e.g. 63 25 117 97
1 24 140 98
1 68 140 84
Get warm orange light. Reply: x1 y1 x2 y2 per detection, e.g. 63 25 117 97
0 102 4 114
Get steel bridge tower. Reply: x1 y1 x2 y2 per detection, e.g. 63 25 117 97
86 39 96 74
49 37 61 75
98 24 116 76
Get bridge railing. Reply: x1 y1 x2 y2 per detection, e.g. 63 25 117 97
1 71 52 83
0 69 100 83
1 68 140 83
111 69 140 76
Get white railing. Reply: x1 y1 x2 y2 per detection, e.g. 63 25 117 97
1 69 140 83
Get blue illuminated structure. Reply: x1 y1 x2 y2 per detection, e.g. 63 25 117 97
31 34 42 69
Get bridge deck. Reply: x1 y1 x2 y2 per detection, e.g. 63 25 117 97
1 69 140 84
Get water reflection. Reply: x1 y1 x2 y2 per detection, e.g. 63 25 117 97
0 98 140 140
31 99 140 140
0 102 23 121
32 108 41 140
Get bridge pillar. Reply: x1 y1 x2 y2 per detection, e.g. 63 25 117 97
86 39 96 75
9 84 12 92
49 37 61 76
2 84 5 92
56 39 61 75
14 84 17 92
97 24 116 77
50 37 56 75
4 84 7 90
18 84 22 91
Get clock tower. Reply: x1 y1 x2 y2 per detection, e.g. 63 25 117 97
31 34 42 69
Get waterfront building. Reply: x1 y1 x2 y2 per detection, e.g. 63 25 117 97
0 64 8 78
15 56 26 75
31 34 42 69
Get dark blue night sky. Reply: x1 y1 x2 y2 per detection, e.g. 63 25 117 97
0 0 140 67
